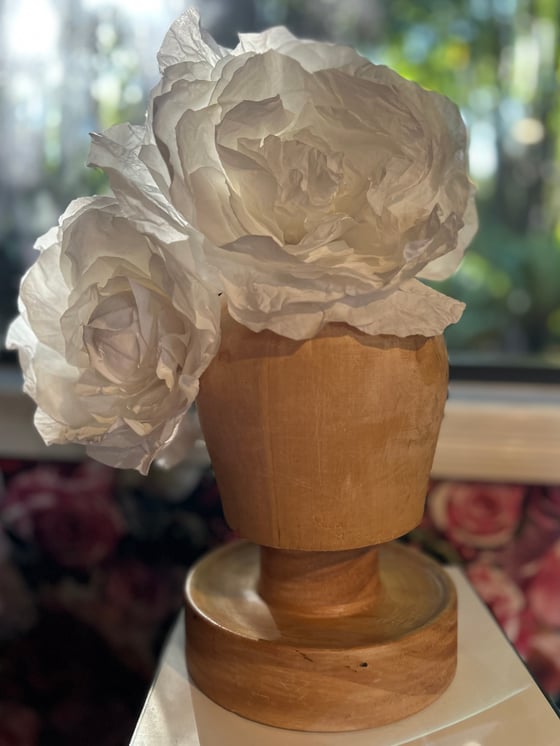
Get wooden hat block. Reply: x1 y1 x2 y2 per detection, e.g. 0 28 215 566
186 311 457 732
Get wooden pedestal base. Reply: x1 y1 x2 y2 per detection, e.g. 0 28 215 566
185 541 457 732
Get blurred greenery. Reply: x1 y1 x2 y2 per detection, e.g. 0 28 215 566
1 0 559 366
376 0 560 359
257 0 560 361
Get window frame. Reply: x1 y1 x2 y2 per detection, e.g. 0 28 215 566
3 362 560 484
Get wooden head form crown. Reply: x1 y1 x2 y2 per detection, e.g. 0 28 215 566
196 311 449 551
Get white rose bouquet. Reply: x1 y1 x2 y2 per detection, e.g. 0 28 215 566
7 10 477 472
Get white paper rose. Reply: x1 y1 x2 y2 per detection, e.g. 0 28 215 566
7 196 221 474
92 9 476 339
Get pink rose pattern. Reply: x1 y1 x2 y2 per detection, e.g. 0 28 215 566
0 701 40 746
0 462 124 569
1 460 560 743
466 562 525 641
0 459 226 744
428 481 525 551
417 481 560 711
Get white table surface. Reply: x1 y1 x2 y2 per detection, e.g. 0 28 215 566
131 567 560 746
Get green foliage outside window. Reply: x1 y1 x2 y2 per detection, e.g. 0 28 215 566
263 0 560 360
1 0 559 364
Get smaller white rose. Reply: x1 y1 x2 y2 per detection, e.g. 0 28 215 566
7 196 221 474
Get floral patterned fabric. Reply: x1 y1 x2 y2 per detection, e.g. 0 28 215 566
410 481 560 710
0 461 558 744
0 458 229 746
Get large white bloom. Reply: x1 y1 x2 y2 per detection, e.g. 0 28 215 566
7 197 221 474
91 10 477 339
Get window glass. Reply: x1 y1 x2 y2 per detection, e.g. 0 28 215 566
1 0 559 367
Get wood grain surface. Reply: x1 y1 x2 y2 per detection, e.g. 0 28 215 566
190 314 455 731
185 541 457 732
197 313 448 550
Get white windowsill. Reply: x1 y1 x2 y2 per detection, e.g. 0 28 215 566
2 365 560 484
0 366 85 461
432 381 560 484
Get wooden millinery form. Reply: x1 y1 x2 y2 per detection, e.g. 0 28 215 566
186 311 456 732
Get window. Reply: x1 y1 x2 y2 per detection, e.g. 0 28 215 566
0 0 185 349
1 0 559 369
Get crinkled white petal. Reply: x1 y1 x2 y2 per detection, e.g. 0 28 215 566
88 127 188 244
235 32 364 74
157 7 226 72
84 382 200 474
419 191 478 280
205 235 464 338
224 279 464 340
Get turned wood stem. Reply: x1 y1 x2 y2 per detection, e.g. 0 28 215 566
258 545 380 616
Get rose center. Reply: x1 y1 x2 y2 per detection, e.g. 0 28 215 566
84 290 145 385
83 281 185 393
